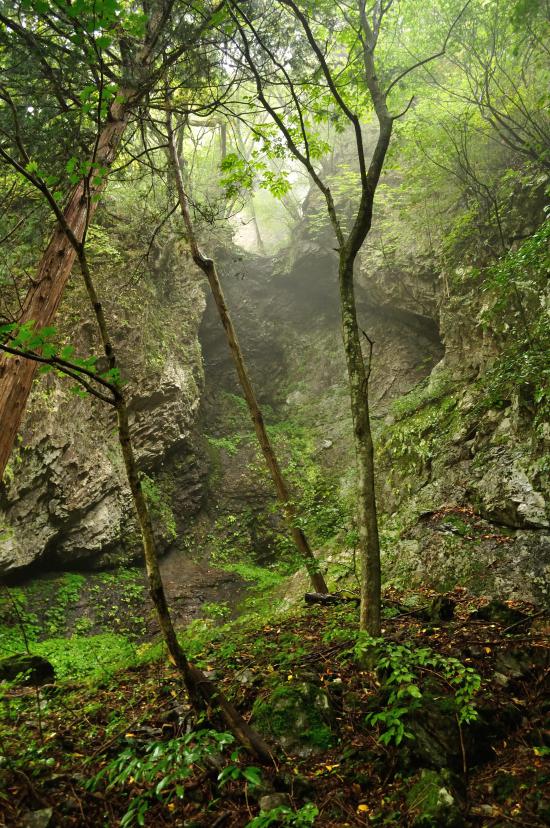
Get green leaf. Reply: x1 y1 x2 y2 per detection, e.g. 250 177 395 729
41 344 56 359
95 35 112 49
60 345 75 360
207 6 229 29
407 684 422 698
243 766 262 787
155 776 170 795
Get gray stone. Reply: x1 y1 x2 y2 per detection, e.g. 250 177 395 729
235 667 257 685
22 808 53 828
408 697 463 771
476 460 548 529
259 794 291 812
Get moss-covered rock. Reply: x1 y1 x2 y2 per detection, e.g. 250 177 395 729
0 653 55 686
251 675 335 756
406 769 464 828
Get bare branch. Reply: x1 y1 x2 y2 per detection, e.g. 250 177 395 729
0 145 82 253
392 94 415 121
278 0 368 188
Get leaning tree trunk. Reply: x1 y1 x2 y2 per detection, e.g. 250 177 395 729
200 260 327 593
0 0 167 480
115 397 273 763
167 114 328 594
0 103 130 478
77 249 273 764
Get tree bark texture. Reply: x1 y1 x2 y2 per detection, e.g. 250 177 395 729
338 258 381 635
335 114 392 636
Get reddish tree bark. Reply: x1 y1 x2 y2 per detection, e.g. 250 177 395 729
0 102 132 478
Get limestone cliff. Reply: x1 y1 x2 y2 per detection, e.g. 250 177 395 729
0 235 206 575
199 190 548 603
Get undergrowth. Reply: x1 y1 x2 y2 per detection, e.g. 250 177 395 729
1 587 546 827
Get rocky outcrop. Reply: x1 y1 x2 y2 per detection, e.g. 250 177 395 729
376 226 549 603
0 238 207 575
201 184 548 602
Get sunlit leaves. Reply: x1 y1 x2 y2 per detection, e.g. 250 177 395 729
220 151 291 200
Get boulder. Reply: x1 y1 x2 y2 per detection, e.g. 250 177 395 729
22 809 54 828
407 769 464 827
472 600 528 627
259 794 292 812
251 675 335 756
407 695 464 772
0 654 55 686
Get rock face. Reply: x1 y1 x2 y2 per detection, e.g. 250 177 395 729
0 653 55 686
0 239 206 575
376 270 549 602
199 184 548 601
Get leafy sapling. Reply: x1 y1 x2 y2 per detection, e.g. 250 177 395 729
356 634 481 746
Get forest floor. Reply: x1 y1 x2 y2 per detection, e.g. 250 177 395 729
0 586 548 828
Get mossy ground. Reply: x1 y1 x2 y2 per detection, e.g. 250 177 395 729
0 569 148 676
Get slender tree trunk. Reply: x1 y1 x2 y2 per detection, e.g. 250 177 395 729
167 114 328 594
250 198 267 255
335 120 393 636
115 397 272 762
339 257 381 635
78 250 273 763
220 122 228 162
199 255 327 593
